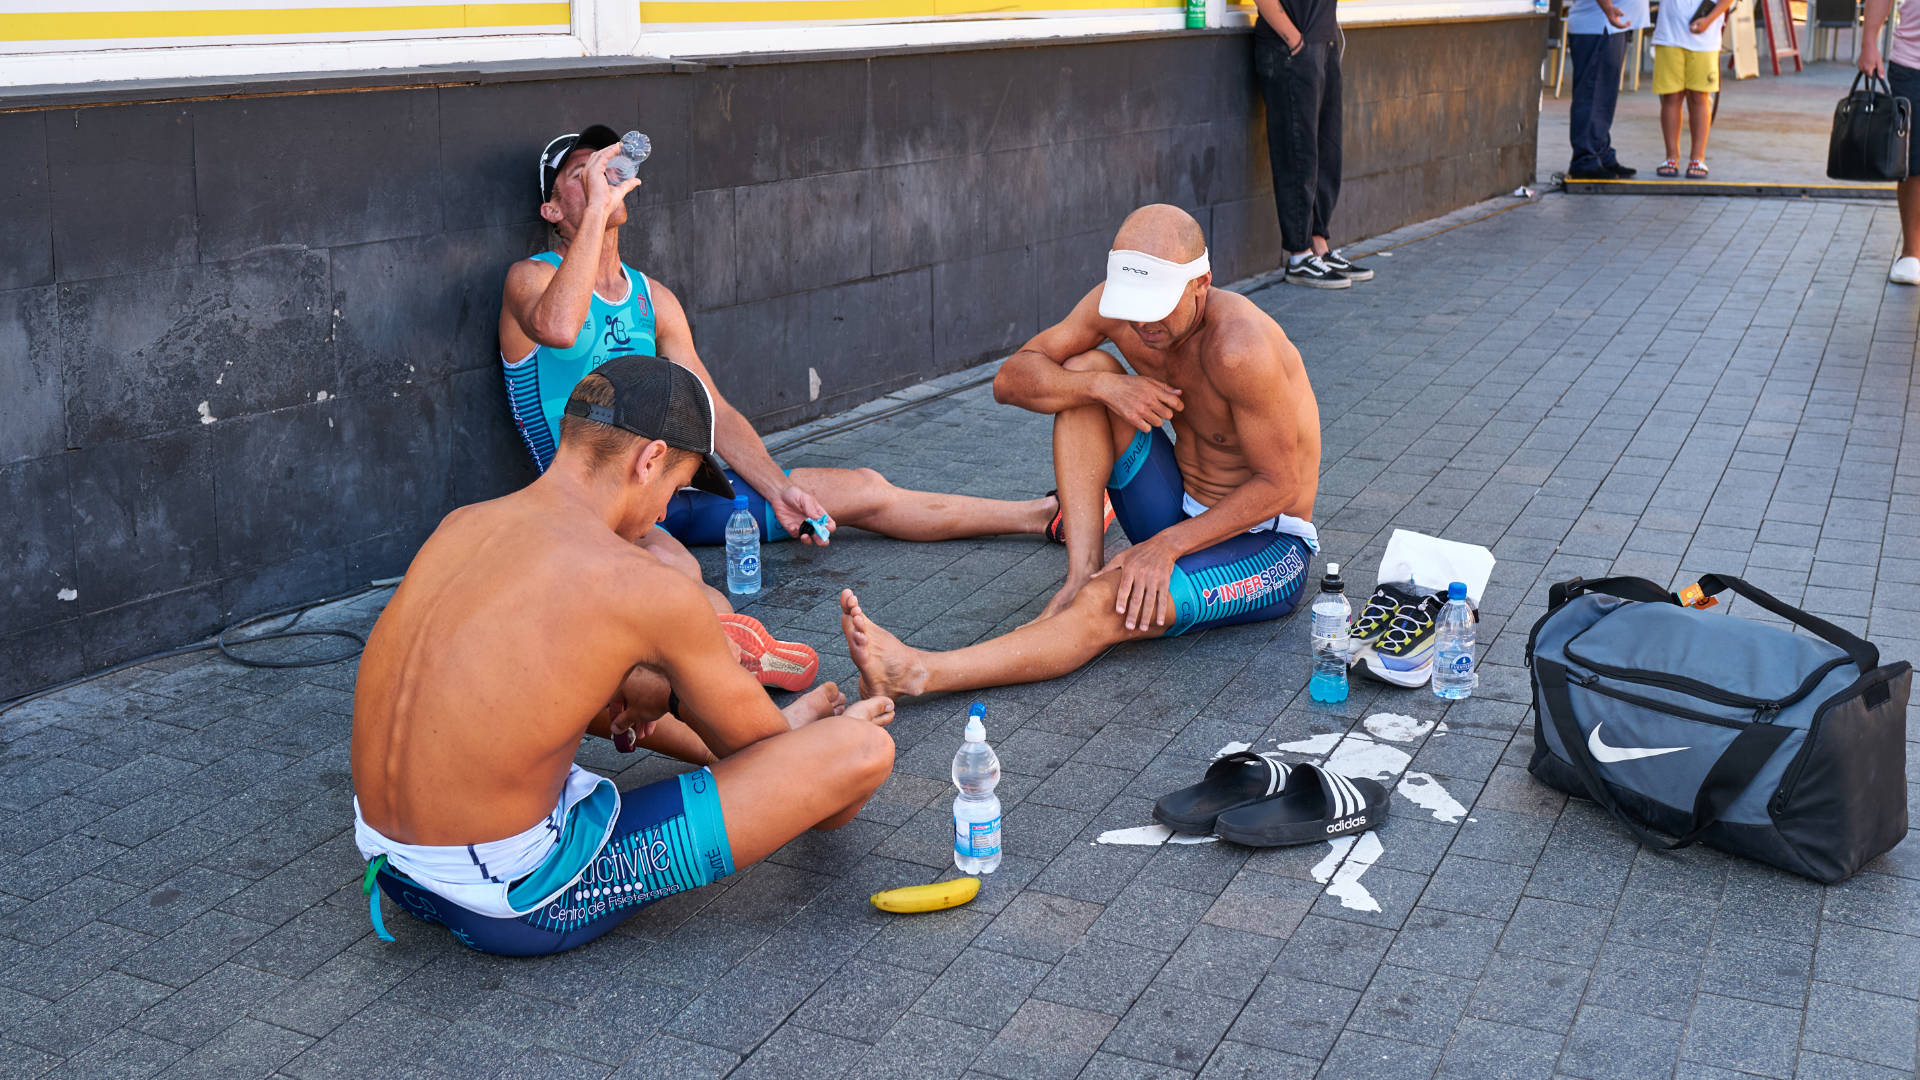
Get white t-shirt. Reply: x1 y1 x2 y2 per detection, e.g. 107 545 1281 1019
1652 0 1724 51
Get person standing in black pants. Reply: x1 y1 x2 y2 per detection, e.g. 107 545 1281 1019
1565 0 1647 179
1252 0 1370 289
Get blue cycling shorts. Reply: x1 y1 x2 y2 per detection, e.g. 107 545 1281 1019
660 469 793 545
372 768 734 957
1108 428 1316 637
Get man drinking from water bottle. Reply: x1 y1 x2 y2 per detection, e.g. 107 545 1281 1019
838 204 1325 699
498 125 1096 591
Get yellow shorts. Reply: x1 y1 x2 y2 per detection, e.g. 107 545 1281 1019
1653 44 1720 94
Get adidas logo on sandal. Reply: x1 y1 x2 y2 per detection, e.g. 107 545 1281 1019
1326 816 1368 833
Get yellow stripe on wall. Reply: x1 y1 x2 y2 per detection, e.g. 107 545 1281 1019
0 3 566 41
639 0 1174 19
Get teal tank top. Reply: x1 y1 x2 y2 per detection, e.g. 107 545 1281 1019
503 252 658 471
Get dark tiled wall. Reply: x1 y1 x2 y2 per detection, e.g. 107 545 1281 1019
0 23 1540 698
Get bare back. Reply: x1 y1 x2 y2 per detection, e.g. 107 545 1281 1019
1110 289 1321 515
350 494 671 846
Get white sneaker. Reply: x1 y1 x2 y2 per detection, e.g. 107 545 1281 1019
1891 256 1920 285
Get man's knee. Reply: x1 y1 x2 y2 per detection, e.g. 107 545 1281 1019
1063 349 1125 375
821 714 896 787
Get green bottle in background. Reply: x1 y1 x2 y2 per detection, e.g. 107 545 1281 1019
1185 0 1205 27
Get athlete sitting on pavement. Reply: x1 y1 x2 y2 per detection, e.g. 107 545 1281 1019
839 204 1323 698
351 357 897 957
500 125 1086 576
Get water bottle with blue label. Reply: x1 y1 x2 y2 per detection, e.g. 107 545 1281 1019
725 495 761 596
1433 582 1476 700
952 703 1002 874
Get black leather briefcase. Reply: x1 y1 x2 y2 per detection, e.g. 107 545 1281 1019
1828 72 1912 182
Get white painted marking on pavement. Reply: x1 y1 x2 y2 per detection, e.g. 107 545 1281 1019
1363 713 1435 742
1398 771 1469 823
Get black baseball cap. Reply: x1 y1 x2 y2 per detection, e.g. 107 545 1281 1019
538 124 620 204
562 356 735 499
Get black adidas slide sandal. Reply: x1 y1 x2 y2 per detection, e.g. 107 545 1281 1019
1213 762 1388 847
1152 751 1293 835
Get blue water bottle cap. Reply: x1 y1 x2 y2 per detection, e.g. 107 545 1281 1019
733 495 749 509
968 702 986 719
1448 582 1467 601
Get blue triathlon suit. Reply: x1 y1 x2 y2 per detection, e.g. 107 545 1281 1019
371 769 733 957
500 252 791 545
1109 428 1318 636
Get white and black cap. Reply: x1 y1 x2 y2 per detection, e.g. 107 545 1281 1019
538 123 620 204
563 356 735 499
1098 247 1211 323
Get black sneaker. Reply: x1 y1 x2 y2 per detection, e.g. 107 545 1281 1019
1566 166 1614 180
1358 589 1449 688
1321 250 1372 282
1348 582 1425 645
1284 256 1350 290
1606 162 1638 178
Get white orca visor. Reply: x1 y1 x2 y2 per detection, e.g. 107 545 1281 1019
1099 247 1210 322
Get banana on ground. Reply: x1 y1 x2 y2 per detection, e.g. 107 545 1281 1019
869 876 981 913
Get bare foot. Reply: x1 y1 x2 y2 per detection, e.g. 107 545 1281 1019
1036 576 1091 622
842 695 897 727
782 681 846 729
840 588 930 699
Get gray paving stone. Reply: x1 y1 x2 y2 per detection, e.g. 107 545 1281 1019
789 959 932 1044
1076 1052 1197 1080
730 1022 870 1080
845 1012 983 1080
1153 924 1278 1005
492 1047 615 1080
973 891 1102 965
1791 1050 1915 1080
1193 1041 1316 1080
1680 993 1800 1080
1383 907 1503 980
1435 1017 1564 1080
1099 984 1239 1072
1086 882 1211 951
133 962 296 1048
1812 923 1920 999
1799 981 1918 1071
1317 1030 1442 1080
1495 898 1610 968
1697 932 1811 1009
152 1019 311 1080
1269 914 1396 992
40 1028 187 1080
1420 855 1531 921
1464 952 1588 1035
970 998 1115 1080
606 1035 738 1079
1030 936 1166 1018
1225 973 1358 1060
913 947 1052 1032
1605 889 1719 959
1559 1004 1686 1080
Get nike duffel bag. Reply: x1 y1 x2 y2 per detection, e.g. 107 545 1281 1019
1526 574 1911 883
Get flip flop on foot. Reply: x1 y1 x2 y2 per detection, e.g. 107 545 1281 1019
718 613 819 692
1686 160 1709 180
1656 159 1679 178
1213 762 1388 847
1044 491 1117 544
1152 751 1296 835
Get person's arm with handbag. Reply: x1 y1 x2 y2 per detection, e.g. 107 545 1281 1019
1861 0 1891 77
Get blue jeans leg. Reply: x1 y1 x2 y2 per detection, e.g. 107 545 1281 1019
1568 33 1628 173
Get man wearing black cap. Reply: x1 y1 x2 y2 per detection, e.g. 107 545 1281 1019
351 356 898 956
499 125 1083 579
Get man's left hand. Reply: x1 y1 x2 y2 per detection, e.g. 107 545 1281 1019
1689 16 1711 31
1098 539 1181 632
773 485 836 546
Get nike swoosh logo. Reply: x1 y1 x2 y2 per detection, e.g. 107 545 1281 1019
1588 722 1690 763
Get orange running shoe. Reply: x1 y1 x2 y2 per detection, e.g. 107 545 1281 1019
1045 491 1117 544
717 613 819 692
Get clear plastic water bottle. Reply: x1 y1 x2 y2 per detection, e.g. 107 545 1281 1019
1309 563 1351 704
725 495 761 596
1433 582 1477 700
952 703 1002 875
604 131 652 185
